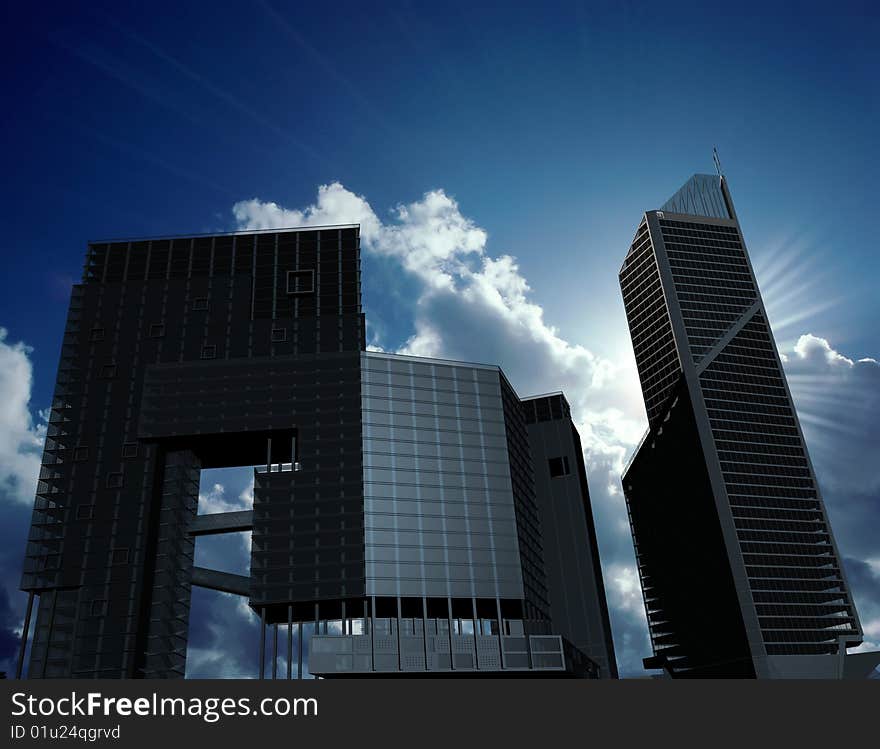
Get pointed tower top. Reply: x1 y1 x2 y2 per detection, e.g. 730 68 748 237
660 174 731 219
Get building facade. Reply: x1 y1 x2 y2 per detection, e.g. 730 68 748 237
18 225 616 679
619 173 862 678
521 393 618 678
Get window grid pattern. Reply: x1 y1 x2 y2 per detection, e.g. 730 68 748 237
84 229 361 325
660 219 757 363
361 354 525 601
619 220 681 427
699 314 859 654
24 227 365 678
499 376 551 623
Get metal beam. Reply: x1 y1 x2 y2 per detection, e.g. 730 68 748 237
188 510 253 537
694 299 760 376
15 591 34 678
191 566 250 596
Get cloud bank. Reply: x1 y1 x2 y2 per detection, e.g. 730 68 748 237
0 328 49 674
0 328 46 507
780 334 880 655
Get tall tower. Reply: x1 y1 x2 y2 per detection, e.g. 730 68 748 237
521 393 618 678
619 172 861 678
19 225 366 678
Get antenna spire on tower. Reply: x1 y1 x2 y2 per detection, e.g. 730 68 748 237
713 146 724 179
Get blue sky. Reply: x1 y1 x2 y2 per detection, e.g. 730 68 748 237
0 1 878 677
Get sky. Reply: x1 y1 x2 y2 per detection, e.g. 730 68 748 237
0 0 878 678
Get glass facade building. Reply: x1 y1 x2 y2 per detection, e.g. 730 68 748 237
307 354 615 677
620 174 862 678
362 353 527 603
17 224 616 680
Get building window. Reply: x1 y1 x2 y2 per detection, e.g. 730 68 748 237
122 442 138 458
148 323 165 338
106 472 124 489
201 345 217 359
73 446 89 462
192 297 209 311
286 270 315 295
271 327 287 342
75 505 94 520
36 554 59 571
90 600 108 617
89 327 105 342
111 548 129 565
99 364 117 379
548 456 570 477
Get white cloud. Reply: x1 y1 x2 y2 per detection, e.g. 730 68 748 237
198 482 253 515
234 183 486 292
787 332 880 373
605 563 646 617
233 184 381 245
862 617 880 641
185 591 259 679
782 333 880 497
0 328 47 505
185 646 244 678
792 333 866 368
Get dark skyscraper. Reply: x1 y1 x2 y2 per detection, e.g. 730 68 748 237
619 173 862 678
521 393 618 678
18 225 615 679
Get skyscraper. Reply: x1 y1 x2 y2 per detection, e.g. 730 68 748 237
521 393 618 678
17 225 616 679
619 172 862 678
